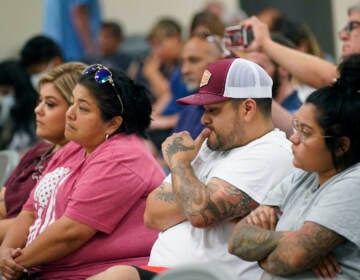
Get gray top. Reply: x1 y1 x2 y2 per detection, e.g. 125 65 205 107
261 163 360 280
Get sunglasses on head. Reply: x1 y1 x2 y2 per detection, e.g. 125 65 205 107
83 64 124 114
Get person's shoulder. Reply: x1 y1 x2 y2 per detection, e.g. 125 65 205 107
93 134 150 160
331 163 360 186
232 129 291 154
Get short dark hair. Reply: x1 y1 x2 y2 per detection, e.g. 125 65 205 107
305 54 360 170
101 21 124 40
20 35 63 68
78 68 152 138
231 98 272 117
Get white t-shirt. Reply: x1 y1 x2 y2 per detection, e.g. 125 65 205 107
149 129 295 280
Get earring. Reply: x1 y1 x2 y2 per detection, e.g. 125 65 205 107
105 134 110 140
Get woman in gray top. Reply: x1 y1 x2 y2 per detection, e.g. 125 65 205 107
229 54 360 280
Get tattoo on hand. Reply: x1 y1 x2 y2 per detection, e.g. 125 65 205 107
165 136 194 164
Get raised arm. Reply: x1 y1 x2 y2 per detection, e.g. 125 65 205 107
161 130 259 228
238 16 338 89
72 4 96 55
229 219 344 276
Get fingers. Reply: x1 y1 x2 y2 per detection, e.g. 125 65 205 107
269 208 277 231
194 128 210 150
312 255 342 279
245 206 278 230
11 248 22 259
328 254 342 274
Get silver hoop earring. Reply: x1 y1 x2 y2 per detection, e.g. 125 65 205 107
105 134 110 140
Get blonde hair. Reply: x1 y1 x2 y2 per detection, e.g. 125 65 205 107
38 62 87 104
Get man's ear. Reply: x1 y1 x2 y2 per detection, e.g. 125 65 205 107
335 136 351 157
107 116 123 135
242 98 257 121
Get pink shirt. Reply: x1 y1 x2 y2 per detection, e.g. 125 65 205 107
23 133 165 279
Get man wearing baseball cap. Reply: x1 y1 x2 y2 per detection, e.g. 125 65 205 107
88 58 295 280
140 58 294 279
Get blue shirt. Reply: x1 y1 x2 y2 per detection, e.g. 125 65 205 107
281 90 302 114
43 0 101 61
173 105 205 138
162 66 190 116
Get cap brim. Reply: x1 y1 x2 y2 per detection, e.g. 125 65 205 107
176 93 230 106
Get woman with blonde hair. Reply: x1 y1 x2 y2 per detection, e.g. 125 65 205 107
0 62 86 241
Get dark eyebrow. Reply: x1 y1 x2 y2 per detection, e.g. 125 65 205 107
78 98 91 105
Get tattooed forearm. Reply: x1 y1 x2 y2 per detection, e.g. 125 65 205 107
154 183 176 203
232 222 345 276
170 160 259 227
229 221 281 261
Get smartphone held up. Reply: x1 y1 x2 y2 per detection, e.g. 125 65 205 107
223 25 254 50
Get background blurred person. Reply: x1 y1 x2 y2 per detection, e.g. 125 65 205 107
189 10 226 37
83 21 132 72
0 35 63 151
133 18 189 153
43 0 102 61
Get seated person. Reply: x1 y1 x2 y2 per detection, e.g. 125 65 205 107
0 35 63 151
0 65 165 279
133 18 190 151
0 62 86 241
229 54 360 279
83 20 133 72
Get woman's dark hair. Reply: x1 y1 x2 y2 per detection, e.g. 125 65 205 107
305 54 360 170
78 68 152 138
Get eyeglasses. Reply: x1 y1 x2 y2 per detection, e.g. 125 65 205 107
292 119 333 143
83 64 124 114
339 21 360 36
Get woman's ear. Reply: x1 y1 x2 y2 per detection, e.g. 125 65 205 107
335 136 351 157
107 116 123 135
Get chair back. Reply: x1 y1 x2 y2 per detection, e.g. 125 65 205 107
0 150 20 187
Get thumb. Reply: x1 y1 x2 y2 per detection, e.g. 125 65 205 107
194 128 211 149
11 248 22 258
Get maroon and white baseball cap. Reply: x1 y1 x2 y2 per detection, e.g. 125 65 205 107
177 58 273 105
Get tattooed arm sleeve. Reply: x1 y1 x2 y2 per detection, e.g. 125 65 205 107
229 220 344 276
171 160 259 228
144 182 187 231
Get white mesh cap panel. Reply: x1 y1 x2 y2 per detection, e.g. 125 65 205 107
223 58 273 98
